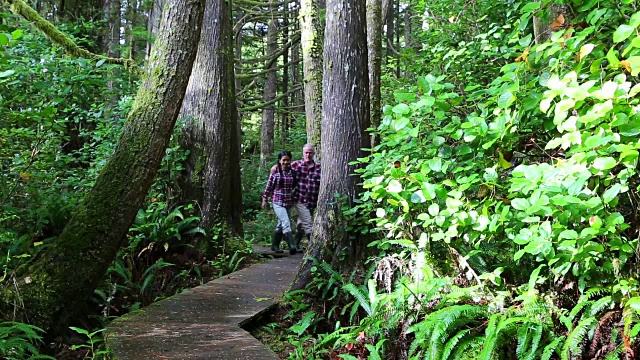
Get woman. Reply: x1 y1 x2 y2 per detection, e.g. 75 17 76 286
262 150 298 255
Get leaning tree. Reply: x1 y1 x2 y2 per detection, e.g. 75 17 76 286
0 0 205 333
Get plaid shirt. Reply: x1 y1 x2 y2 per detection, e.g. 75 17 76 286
291 160 321 209
263 169 297 207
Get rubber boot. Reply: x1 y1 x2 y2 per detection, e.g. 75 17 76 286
285 232 297 255
294 231 304 249
271 230 284 253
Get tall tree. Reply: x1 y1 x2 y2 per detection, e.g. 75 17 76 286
299 0 323 154
179 0 243 235
0 0 204 332
291 0 370 290
259 19 278 168
367 0 382 147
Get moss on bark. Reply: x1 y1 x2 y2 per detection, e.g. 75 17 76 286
3 0 137 70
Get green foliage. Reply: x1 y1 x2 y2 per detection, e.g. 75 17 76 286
68 327 109 359
0 322 53 359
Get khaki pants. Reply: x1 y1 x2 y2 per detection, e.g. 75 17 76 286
295 203 313 235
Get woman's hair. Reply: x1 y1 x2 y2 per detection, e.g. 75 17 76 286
275 150 296 187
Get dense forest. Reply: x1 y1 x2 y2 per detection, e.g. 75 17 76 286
2 0 640 358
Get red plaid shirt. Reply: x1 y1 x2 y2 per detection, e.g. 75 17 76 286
263 169 297 207
291 160 321 209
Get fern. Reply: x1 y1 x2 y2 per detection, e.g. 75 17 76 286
441 329 474 360
587 296 613 317
343 283 372 316
541 336 564 360
407 304 486 359
450 337 483 360
561 317 596 360
603 343 624 360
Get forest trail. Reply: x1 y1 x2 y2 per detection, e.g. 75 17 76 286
105 248 301 359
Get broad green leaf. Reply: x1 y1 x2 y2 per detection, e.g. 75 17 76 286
392 103 411 114
411 190 426 203
428 203 439 216
11 29 23 40
593 157 617 170
521 2 540 13
603 184 621 203
387 180 403 193
511 198 529 211
498 90 514 108
627 56 640 76
613 24 635 43
0 70 15 78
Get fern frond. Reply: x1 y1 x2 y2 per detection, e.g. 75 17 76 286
541 336 564 360
441 329 474 360
561 317 596 360
343 283 372 316
588 296 613 317
451 337 483 360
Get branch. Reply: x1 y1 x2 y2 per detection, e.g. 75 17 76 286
239 85 302 112
4 0 137 70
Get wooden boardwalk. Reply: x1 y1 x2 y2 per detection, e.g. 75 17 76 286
105 250 301 359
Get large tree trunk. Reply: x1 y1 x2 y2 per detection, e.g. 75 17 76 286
281 4 290 147
259 20 278 168
299 0 323 155
367 0 382 147
179 0 243 235
0 0 204 333
291 0 370 291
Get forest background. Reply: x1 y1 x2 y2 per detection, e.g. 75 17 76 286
2 0 640 359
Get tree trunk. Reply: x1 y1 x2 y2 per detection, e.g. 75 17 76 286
103 0 121 107
291 0 370 291
299 0 323 156
259 20 278 168
384 0 394 64
179 0 243 236
366 0 382 147
533 3 570 44
0 0 204 333
146 0 166 59
281 4 289 147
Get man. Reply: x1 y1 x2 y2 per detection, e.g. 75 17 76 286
271 144 321 249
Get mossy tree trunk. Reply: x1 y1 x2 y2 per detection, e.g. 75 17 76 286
259 19 278 168
366 0 382 147
0 0 204 333
179 0 243 236
299 0 323 156
291 0 370 291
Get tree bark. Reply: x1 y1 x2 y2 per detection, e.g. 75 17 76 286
179 0 243 236
299 0 323 156
291 0 370 291
533 3 570 44
259 19 278 168
0 0 204 333
367 0 382 147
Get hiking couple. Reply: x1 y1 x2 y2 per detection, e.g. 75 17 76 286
261 144 320 255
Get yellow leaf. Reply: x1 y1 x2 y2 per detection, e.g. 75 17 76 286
19 172 30 180
34 242 43 247
255 297 270 302
498 152 512 169
578 44 595 61
515 48 530 63
621 60 632 72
